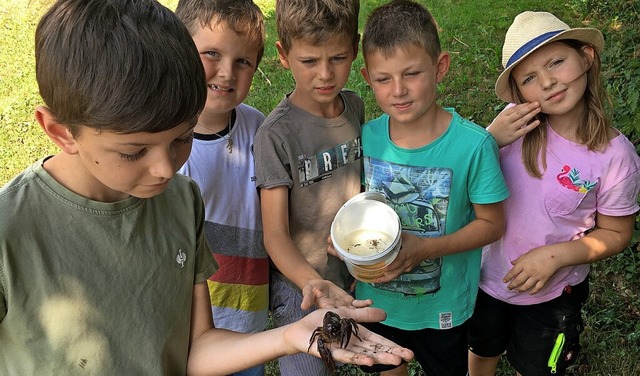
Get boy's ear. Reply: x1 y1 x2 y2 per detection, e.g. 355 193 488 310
351 34 361 61
435 51 451 84
275 41 290 70
34 105 79 155
360 66 372 86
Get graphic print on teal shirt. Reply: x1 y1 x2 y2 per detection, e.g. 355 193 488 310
364 156 451 295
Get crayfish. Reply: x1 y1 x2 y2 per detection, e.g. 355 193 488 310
307 311 362 373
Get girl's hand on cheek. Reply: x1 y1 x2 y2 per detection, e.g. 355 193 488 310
488 102 541 147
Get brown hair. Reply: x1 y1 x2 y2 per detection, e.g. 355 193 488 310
176 0 265 67
509 39 611 178
35 0 206 136
362 0 441 63
275 0 360 53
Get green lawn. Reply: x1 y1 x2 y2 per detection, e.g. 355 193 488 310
1 0 638 375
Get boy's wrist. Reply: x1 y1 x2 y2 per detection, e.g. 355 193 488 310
419 236 442 260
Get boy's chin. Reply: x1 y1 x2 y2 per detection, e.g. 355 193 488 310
128 182 171 199
205 97 241 113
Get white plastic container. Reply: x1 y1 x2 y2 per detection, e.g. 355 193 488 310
331 193 401 282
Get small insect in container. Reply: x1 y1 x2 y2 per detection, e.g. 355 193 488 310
331 192 401 282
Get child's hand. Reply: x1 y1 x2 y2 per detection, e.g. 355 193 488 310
301 279 373 310
326 235 343 260
374 232 426 283
503 245 561 294
286 307 415 368
488 102 541 147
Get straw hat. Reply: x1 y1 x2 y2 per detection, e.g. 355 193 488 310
495 11 604 102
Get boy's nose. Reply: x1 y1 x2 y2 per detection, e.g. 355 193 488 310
218 60 236 81
317 62 334 80
149 152 176 179
392 80 407 97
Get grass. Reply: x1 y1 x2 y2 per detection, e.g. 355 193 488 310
1 0 638 375
0 0 57 182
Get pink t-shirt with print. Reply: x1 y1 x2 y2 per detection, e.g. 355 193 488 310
480 123 640 305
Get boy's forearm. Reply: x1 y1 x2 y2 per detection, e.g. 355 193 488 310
425 219 502 258
264 230 323 289
260 186 323 288
187 283 290 375
187 307 415 376
422 202 505 259
187 325 289 376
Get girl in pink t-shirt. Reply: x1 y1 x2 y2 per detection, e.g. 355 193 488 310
468 11 640 376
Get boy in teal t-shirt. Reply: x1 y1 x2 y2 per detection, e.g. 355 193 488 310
355 2 509 375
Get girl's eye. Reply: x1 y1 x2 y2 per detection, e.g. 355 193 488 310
522 76 534 85
551 59 564 67
118 150 146 162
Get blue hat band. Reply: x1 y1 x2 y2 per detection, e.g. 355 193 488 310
506 30 564 68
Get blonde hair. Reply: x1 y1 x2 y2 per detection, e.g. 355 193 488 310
509 40 611 178
176 0 265 66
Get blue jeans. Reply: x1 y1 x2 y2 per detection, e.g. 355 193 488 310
270 273 331 376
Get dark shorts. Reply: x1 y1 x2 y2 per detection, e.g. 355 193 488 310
359 321 468 376
468 277 589 376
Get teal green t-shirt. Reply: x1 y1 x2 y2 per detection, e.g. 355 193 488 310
356 109 509 330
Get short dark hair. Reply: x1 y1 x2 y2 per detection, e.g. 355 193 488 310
275 0 360 53
362 0 441 63
35 0 206 135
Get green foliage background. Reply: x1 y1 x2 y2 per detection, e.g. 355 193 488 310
0 0 638 375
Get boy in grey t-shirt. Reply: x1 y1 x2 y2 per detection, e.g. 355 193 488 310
253 0 369 374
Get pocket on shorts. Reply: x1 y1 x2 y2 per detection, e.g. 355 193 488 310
556 312 584 373
545 185 587 215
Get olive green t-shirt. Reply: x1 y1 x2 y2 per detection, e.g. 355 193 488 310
0 159 217 375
